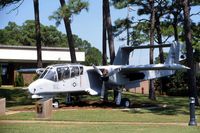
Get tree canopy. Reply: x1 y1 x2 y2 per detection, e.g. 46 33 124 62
0 20 85 47
0 20 102 65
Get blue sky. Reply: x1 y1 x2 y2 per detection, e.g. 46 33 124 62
0 0 199 65
0 0 129 51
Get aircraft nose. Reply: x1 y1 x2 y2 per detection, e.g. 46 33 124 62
28 81 37 94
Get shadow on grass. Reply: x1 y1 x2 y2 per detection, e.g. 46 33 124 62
59 93 192 116
125 93 192 116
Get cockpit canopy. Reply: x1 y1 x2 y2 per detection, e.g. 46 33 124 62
39 65 83 82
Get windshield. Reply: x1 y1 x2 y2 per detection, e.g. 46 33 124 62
39 68 49 79
39 67 57 81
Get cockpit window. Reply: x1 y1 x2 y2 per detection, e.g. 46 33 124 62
57 67 70 80
57 68 63 80
80 66 83 75
71 66 79 77
45 70 57 81
63 67 70 79
39 68 49 79
40 67 57 81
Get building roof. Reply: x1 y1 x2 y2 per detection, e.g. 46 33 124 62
0 45 85 63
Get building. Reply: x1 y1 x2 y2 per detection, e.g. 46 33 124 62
129 80 149 94
0 45 85 86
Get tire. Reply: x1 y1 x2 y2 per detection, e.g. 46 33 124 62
121 98 131 108
52 100 59 108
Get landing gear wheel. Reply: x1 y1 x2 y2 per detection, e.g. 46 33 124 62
53 100 59 108
121 98 131 108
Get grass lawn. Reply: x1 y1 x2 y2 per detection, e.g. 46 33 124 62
0 107 199 123
0 123 200 133
0 87 200 132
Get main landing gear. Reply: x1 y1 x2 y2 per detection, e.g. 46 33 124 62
114 88 131 108
121 98 131 108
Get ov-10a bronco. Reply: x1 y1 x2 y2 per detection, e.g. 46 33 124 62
28 42 188 108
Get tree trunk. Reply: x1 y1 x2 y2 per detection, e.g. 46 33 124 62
104 0 115 64
155 13 164 64
126 18 130 46
102 1 107 65
155 12 166 95
172 13 179 42
33 0 42 68
149 0 156 100
183 0 199 106
60 0 77 63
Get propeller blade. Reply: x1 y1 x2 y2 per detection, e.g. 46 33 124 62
92 64 103 76
100 81 105 100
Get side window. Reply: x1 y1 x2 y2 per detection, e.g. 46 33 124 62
63 67 70 79
57 68 63 80
74 67 79 76
80 66 83 75
71 66 79 77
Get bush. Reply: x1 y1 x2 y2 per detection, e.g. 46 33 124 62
14 73 24 87
155 70 200 96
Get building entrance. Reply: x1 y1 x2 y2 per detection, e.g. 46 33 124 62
1 63 14 85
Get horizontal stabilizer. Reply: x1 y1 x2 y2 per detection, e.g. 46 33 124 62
113 44 172 65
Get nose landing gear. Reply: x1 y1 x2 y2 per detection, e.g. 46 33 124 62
52 99 59 108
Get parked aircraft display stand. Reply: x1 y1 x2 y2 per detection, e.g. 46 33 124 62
36 98 52 118
0 98 6 115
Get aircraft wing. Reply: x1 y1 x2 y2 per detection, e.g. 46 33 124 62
116 63 189 81
92 63 189 78
120 63 189 73
17 68 45 74
17 68 38 73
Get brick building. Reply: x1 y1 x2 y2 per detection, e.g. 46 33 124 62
130 80 149 94
0 45 85 86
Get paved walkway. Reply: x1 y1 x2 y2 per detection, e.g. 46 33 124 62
0 120 193 126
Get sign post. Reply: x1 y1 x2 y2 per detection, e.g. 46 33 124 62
0 98 6 115
36 98 52 118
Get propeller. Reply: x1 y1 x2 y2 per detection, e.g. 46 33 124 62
92 65 103 76
92 65 119 101
93 65 109 100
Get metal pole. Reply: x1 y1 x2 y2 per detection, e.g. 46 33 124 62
188 97 197 126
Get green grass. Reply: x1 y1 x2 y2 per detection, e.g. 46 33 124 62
0 123 199 133
1 109 199 123
0 87 200 132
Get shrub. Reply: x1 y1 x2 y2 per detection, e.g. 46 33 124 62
14 73 24 87
155 70 200 96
